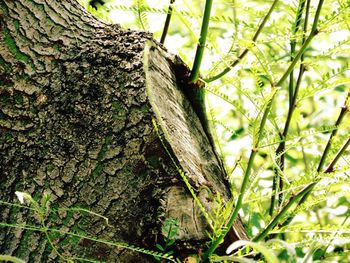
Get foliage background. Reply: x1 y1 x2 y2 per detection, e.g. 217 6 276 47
79 0 350 261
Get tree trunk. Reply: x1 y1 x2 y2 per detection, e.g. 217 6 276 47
0 0 247 262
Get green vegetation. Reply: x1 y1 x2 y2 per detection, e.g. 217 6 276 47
0 255 26 263
1 0 349 262
1 193 176 262
189 0 214 83
154 218 180 260
83 0 350 261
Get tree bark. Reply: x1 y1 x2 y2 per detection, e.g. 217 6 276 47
0 0 247 262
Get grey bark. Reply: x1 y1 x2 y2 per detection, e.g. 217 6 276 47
0 0 247 262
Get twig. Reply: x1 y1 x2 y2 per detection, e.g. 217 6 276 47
275 0 325 88
324 137 350 173
278 92 349 229
270 0 310 215
203 89 277 260
160 0 175 44
254 183 316 242
205 0 280 82
318 104 349 172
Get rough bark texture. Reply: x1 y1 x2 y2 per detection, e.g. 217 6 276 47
0 0 246 262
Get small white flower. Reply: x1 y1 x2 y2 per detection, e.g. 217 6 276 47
15 191 32 204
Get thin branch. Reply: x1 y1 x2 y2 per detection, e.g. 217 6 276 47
318 104 349 172
226 0 326 241
270 0 310 216
278 92 349 229
289 0 307 105
275 0 325 88
254 182 316 242
324 137 350 173
205 0 280 82
160 0 175 44
204 89 277 260
275 30 315 87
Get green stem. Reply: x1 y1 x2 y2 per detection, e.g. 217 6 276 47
205 0 280 82
278 93 349 229
163 223 174 251
260 0 325 238
206 0 326 255
41 215 66 261
245 0 327 245
269 173 279 216
270 0 309 216
0 255 26 263
160 0 175 44
269 0 323 210
324 137 350 173
317 104 348 172
254 183 316 242
204 151 257 260
0 222 176 262
288 63 295 107
232 0 239 53
273 67 306 208
189 0 214 83
276 31 313 87
204 90 276 260
311 0 325 32
279 136 350 229
323 214 350 254
274 66 301 175
276 0 324 87
289 0 307 110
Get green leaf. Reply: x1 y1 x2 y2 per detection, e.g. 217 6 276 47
166 239 175 246
156 243 165 251
226 240 279 263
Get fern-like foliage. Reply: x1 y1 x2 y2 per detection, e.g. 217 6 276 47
133 0 150 30
0 195 177 262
